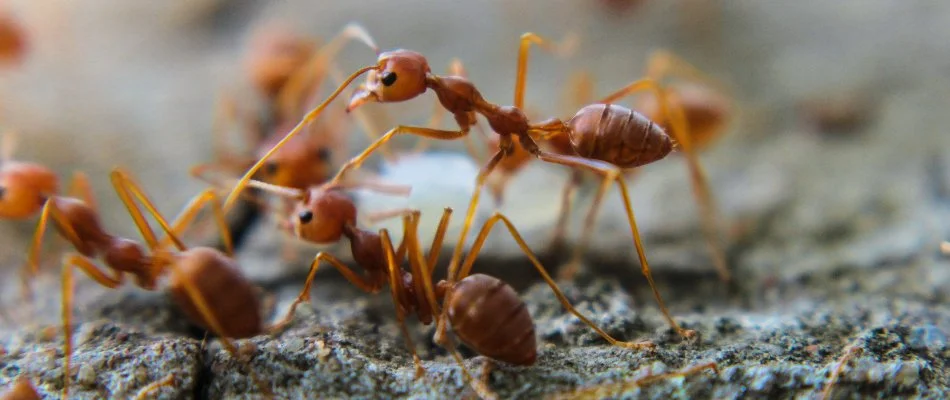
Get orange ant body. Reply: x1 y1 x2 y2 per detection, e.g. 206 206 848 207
23 168 268 398
0 5 26 67
226 27 716 339
242 178 653 398
0 377 40 400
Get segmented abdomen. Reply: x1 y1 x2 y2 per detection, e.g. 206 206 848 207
446 274 537 365
567 103 673 168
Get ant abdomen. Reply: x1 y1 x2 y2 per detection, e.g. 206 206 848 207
567 103 673 168
169 248 263 338
444 273 537 366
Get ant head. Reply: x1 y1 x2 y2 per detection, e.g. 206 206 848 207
291 187 357 244
255 127 334 190
0 162 58 219
347 50 431 111
0 11 28 66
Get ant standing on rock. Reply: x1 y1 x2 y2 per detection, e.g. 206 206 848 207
234 177 655 399
224 25 706 341
22 168 270 398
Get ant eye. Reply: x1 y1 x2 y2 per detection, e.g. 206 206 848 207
0 186 5 200
381 72 397 87
298 210 313 224
315 148 331 161
264 161 279 175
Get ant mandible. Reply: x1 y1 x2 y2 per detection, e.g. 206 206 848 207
24 168 270 398
224 26 698 340
241 178 654 399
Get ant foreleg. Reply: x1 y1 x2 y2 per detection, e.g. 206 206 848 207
328 125 469 186
60 254 124 399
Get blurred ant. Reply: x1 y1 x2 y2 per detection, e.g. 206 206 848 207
0 377 40 400
225 26 709 339
194 24 383 249
0 4 27 67
24 168 269 398
941 241 950 256
240 178 654 399
547 361 718 399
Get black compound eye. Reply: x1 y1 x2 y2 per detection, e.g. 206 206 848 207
315 148 331 162
381 72 397 87
264 161 279 175
298 210 313 224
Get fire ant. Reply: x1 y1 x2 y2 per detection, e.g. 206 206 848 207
225 27 707 339
542 52 733 281
24 168 269 398
241 178 654 399
193 24 384 249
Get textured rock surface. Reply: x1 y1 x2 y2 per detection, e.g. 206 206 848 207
2 0 950 399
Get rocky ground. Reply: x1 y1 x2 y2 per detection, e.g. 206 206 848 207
2 1 950 399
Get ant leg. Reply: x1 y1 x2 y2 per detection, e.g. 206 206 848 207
457 211 654 350
822 342 863 400
109 169 178 251
25 198 85 281
328 64 399 162
378 229 427 378
562 70 595 114
269 252 380 333
131 373 176 400
548 361 718 399
552 169 582 277
60 254 124 399
646 50 728 94
382 226 495 399
436 150 506 346
328 125 470 186
225 64 378 211
276 23 379 119
67 171 97 211
513 32 579 109
424 207 453 272
599 78 729 282
534 150 695 339
0 129 16 161
155 188 235 255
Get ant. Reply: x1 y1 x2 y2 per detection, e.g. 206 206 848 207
0 377 40 400
225 26 707 339
193 24 384 250
24 168 269 398
0 4 27 67
240 178 654 399
540 52 733 280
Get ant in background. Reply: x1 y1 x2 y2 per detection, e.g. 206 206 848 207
194 23 383 251
225 26 711 340
0 3 27 67
236 177 653 399
23 168 269 397
540 51 733 281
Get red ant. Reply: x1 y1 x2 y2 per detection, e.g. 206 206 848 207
538 52 733 280
239 178 654 399
225 27 708 340
23 168 270 398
